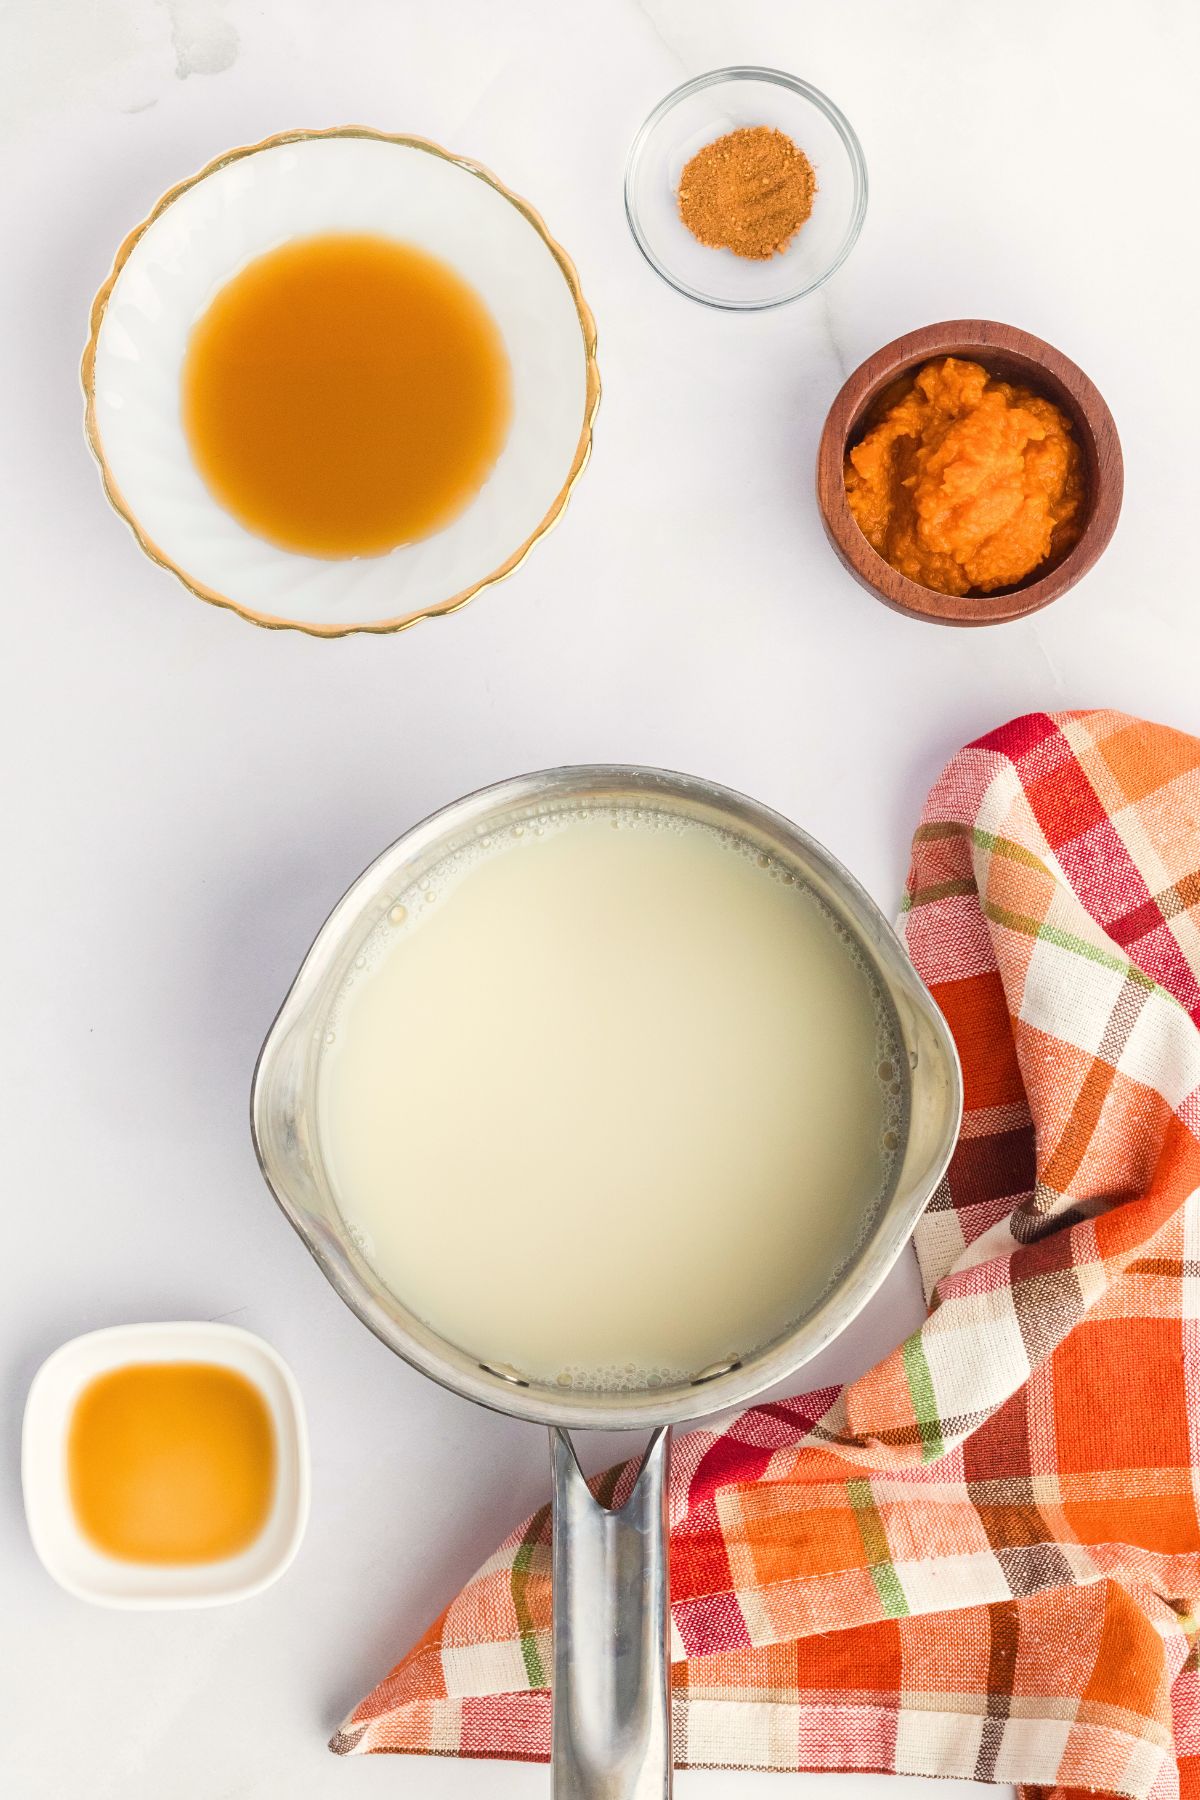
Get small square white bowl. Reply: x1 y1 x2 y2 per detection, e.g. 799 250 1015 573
22 1321 309 1608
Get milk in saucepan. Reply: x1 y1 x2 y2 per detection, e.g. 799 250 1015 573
316 806 903 1388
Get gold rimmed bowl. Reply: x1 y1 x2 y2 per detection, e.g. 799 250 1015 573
83 128 600 638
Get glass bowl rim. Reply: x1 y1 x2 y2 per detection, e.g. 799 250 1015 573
623 65 869 311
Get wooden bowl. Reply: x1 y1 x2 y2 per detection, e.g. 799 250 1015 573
816 320 1123 625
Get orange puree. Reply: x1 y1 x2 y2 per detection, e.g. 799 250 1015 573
844 357 1085 596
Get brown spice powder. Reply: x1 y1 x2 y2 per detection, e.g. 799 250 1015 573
677 126 818 261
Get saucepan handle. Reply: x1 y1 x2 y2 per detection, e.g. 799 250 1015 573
550 1425 673 1800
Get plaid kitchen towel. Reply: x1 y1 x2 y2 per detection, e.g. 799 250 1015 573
333 710 1200 1800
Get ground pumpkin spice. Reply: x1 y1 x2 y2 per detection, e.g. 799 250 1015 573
677 126 817 260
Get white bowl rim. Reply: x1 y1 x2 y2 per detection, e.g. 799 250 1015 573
21 1319 310 1608
81 125 601 639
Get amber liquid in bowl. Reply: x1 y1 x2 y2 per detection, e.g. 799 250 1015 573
68 1363 276 1564
182 232 513 558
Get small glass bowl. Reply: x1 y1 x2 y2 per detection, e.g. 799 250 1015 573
625 67 867 311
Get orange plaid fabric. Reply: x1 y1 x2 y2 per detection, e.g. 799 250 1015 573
333 712 1200 1800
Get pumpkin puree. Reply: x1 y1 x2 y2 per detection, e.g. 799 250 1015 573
844 357 1085 596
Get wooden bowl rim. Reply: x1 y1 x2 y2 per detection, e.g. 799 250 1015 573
816 318 1124 626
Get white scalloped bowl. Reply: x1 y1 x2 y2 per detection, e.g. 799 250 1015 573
83 129 600 637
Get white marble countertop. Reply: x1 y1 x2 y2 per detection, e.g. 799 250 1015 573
3 1 1198 1795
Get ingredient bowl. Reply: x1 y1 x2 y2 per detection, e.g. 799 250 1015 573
22 1321 308 1608
625 68 867 310
83 127 599 637
816 319 1123 625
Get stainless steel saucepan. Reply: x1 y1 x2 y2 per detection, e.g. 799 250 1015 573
251 766 962 1800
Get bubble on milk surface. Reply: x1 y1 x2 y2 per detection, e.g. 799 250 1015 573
551 1360 689 1392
